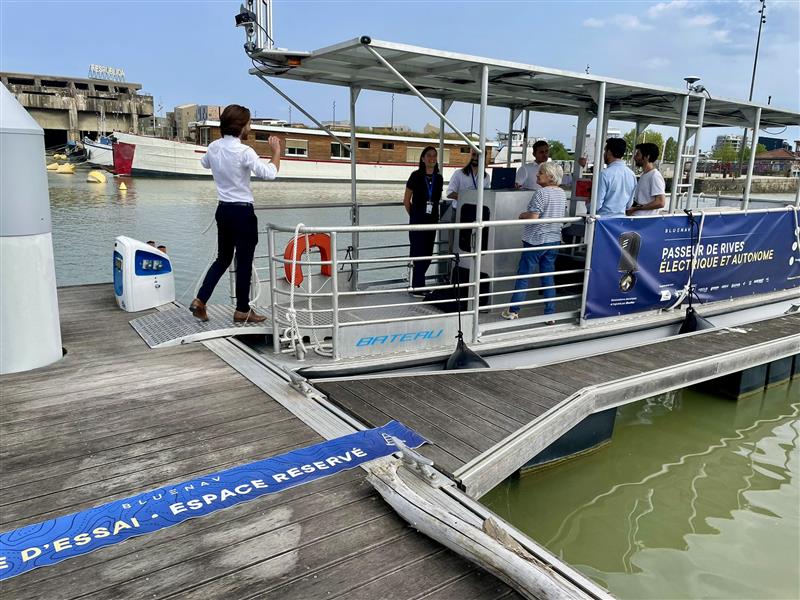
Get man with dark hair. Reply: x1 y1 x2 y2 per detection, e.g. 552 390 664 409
591 137 636 217
515 140 549 190
627 142 666 215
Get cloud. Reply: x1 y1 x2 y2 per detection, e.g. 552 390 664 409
712 30 732 43
687 14 718 27
645 57 671 69
617 15 654 30
582 17 605 28
648 0 689 18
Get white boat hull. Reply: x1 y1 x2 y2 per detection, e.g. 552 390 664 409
84 138 113 167
111 132 489 182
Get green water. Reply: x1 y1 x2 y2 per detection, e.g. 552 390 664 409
481 381 800 600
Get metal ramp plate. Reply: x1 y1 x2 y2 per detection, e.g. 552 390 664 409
130 305 273 348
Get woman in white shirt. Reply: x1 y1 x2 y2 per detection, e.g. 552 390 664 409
189 104 280 323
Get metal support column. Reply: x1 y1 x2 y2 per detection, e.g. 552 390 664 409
630 122 642 169
570 111 590 217
506 108 515 167
521 110 530 166
438 98 447 174
742 106 762 210
267 228 281 353
349 86 360 290
471 65 489 344
579 82 606 327
588 84 607 218
685 96 706 208
668 95 690 212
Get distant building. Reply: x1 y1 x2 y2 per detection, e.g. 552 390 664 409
173 104 198 141
140 115 173 137
577 129 622 165
757 136 788 152
1 70 153 145
754 147 800 177
714 134 747 152
197 104 223 121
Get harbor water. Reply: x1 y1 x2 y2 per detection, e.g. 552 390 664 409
482 382 800 600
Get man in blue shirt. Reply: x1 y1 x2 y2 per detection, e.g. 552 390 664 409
592 138 636 217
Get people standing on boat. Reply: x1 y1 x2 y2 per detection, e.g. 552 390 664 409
589 138 635 217
189 104 281 323
446 147 489 210
404 146 444 296
514 140 550 190
627 142 666 216
501 162 566 322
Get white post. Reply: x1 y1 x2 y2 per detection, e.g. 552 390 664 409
521 110 530 166
742 106 762 210
588 83 607 218
349 86 360 290
471 65 489 344
685 96 706 208
570 111 590 217
630 121 641 169
506 108 515 167
668 95 690 212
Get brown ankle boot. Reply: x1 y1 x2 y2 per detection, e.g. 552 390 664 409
233 309 267 323
189 298 209 322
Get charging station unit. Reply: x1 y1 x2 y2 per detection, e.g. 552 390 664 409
114 236 175 312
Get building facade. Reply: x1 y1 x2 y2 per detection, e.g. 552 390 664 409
1 71 153 146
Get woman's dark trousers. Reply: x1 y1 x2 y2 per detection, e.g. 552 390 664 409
197 203 258 312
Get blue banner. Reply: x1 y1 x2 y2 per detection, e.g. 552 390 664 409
584 210 800 319
0 421 426 580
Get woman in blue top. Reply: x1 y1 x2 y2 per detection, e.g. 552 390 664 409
403 146 443 296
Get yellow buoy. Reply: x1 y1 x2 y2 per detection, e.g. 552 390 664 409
119 182 127 191
56 163 75 174
53 153 65 160
46 162 59 171
86 170 107 184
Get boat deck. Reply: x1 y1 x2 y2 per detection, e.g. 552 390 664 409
315 313 800 493
0 284 518 599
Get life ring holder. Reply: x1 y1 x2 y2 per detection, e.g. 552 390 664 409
283 232 332 287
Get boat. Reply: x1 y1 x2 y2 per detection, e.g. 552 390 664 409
111 125 500 182
132 27 800 383
83 135 113 168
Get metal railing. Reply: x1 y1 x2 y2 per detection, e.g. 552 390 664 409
259 214 584 359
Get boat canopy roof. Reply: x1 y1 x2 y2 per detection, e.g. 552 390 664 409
251 37 799 129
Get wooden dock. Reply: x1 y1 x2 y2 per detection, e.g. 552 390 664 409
0 285 520 599
315 313 800 496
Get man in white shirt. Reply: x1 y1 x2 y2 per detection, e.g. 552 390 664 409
627 142 666 216
446 148 490 210
514 140 550 190
190 104 280 324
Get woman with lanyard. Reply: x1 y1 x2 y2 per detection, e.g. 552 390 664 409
189 104 281 323
403 146 443 297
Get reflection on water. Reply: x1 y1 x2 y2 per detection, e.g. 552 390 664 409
481 382 800 599
48 172 406 304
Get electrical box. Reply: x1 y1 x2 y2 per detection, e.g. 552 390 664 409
114 236 175 312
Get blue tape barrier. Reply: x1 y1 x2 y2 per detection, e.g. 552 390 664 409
0 420 426 580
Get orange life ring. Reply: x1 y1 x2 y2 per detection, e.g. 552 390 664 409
284 233 332 287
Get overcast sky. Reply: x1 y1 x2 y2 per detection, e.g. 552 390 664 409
2 0 798 150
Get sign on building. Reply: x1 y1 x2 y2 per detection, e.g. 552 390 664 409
88 64 126 82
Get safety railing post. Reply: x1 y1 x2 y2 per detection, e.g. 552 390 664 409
329 231 341 360
472 64 489 344
267 227 281 353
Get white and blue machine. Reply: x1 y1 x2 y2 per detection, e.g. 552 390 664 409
114 236 175 312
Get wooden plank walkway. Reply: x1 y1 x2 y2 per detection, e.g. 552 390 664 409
316 313 800 479
0 284 519 600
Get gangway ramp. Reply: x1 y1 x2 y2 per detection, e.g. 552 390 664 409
130 304 273 348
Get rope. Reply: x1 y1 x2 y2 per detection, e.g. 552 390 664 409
666 209 706 310
282 223 308 358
